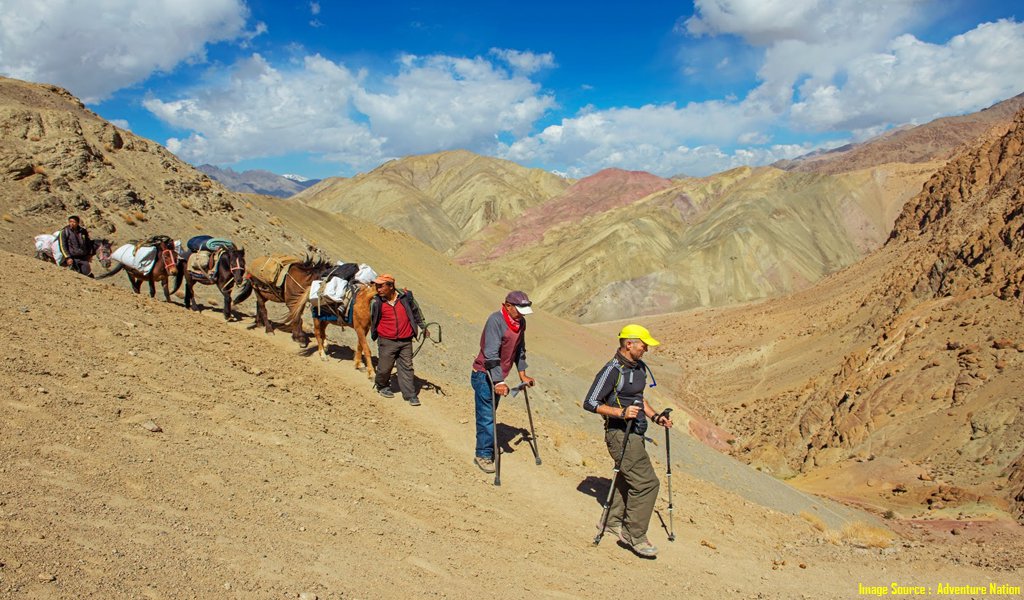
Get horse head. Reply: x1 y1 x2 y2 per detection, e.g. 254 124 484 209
226 246 246 287
92 239 113 268
158 238 179 276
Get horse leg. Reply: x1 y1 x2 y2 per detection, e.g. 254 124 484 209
221 287 232 320
357 326 375 380
128 273 142 294
314 320 328 361
148 278 157 298
258 297 273 334
161 277 172 302
184 279 197 311
292 314 309 348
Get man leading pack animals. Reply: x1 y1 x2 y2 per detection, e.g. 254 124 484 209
470 291 536 474
584 324 673 558
58 215 94 277
369 274 428 407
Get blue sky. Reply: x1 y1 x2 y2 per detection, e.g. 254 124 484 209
2 0 1023 179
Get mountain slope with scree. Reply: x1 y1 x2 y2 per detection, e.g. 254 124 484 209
642 107 1024 532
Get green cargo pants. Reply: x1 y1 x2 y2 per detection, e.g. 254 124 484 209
604 428 660 543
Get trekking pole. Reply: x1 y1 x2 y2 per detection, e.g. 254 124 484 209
510 383 541 465
594 399 642 546
660 408 675 542
521 386 542 465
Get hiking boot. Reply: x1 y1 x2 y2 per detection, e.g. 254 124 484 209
474 456 496 473
376 386 394 398
623 535 658 558
406 397 421 407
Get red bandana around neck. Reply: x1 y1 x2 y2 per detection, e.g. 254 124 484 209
501 305 521 333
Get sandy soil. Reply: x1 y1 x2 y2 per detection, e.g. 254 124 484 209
1 251 1022 599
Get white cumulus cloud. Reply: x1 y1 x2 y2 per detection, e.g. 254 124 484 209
488 48 556 75
0 0 256 103
144 51 556 169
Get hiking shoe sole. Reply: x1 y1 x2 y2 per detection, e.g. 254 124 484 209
377 388 394 398
474 457 496 473
407 397 421 407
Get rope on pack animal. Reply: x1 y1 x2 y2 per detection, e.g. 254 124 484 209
412 321 442 358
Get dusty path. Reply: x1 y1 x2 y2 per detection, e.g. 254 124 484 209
2 252 1021 599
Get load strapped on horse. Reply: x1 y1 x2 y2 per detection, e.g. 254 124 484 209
181 235 247 320
233 254 334 348
97 235 182 302
34 231 114 270
308 263 379 377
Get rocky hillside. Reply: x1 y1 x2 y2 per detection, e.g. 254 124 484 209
776 94 1024 175
197 164 320 198
470 163 933 322
0 77 312 258
646 107 1024 524
295 150 570 253
455 168 675 263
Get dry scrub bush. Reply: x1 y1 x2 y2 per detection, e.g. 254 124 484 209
28 135 41 142
200 179 213 189
244 202 254 209
840 522 895 549
120 212 135 225
180 199 192 210
799 511 828 532
103 142 115 153
2 214 14 223
132 210 147 222
32 165 46 175
268 216 282 226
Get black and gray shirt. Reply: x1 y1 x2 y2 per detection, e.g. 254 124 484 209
583 351 649 436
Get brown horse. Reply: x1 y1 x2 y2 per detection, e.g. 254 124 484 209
311 283 376 379
97 236 182 302
233 255 331 348
183 245 247 320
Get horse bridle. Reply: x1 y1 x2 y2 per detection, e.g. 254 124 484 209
94 242 112 266
219 251 246 291
160 242 177 273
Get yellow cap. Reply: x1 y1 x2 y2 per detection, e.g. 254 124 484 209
617 324 660 346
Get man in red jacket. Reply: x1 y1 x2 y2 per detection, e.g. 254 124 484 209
370 274 427 407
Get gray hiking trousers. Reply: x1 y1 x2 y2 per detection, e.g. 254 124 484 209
375 336 417 401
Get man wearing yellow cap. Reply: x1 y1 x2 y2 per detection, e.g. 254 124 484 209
584 324 673 558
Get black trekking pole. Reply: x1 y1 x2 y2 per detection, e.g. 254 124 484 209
660 408 675 542
510 383 541 465
594 399 642 546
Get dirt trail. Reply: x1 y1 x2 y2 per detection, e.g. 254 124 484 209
3 252 1022 599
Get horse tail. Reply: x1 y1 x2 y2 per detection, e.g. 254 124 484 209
95 262 124 279
283 286 311 326
233 280 253 304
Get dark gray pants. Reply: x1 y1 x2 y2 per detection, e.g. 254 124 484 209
69 258 92 277
605 428 660 543
375 337 416 401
